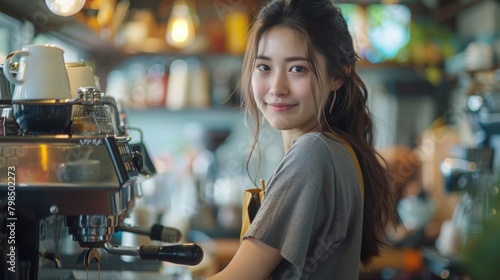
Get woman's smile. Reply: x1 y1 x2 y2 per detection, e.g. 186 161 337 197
267 102 297 112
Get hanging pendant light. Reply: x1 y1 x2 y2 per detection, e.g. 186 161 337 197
45 0 86 17
165 0 197 49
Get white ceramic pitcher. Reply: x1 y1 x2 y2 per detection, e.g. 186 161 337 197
2 44 71 102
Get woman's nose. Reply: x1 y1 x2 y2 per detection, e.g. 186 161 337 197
269 72 289 96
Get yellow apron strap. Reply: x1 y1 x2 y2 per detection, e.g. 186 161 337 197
330 134 365 202
343 143 365 201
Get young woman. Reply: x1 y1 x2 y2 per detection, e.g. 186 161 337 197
210 0 397 279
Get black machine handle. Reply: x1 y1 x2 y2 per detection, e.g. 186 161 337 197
138 243 203 266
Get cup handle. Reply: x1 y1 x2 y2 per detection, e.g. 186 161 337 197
3 51 28 85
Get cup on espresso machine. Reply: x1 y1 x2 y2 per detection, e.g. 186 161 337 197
3 44 73 134
3 44 72 101
66 61 97 99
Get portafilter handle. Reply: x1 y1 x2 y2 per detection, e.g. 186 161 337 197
103 242 203 266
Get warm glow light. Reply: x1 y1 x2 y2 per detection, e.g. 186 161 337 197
45 0 86 17
40 144 49 172
54 134 70 139
166 0 196 49
171 18 190 43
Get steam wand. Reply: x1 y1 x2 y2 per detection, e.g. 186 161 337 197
117 221 182 243
102 242 204 266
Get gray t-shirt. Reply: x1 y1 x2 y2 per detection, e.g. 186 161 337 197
244 132 364 280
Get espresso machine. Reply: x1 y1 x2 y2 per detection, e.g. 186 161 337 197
424 71 500 278
0 47 203 279
440 71 500 239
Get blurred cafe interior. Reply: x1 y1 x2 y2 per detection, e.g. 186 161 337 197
0 0 499 279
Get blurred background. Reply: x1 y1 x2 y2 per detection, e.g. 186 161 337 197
1 0 499 279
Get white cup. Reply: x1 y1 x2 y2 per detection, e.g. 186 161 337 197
3 44 71 101
66 62 96 99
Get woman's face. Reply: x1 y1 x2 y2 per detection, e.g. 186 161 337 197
252 27 332 136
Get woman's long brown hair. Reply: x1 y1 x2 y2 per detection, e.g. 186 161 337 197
240 0 397 266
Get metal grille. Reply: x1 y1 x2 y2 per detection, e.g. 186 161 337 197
39 268 188 280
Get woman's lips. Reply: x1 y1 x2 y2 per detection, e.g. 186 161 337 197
268 103 296 112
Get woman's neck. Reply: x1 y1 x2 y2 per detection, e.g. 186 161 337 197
282 127 320 152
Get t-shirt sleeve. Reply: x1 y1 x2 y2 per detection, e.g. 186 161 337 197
243 135 336 274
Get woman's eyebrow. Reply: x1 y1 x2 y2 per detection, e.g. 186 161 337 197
255 55 308 62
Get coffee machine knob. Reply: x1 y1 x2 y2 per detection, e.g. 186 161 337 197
132 151 143 173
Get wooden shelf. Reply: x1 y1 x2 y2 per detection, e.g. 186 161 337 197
0 0 125 61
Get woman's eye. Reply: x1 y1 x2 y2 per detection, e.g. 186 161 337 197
256 64 270 71
290 66 305 73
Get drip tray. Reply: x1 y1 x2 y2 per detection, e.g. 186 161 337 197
39 268 192 280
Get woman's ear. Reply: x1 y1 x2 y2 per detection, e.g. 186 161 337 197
329 78 343 91
328 65 351 91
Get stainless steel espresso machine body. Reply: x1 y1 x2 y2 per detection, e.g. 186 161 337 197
0 89 203 279
0 133 203 279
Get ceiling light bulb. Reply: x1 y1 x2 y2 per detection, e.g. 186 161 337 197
166 0 196 49
45 0 86 17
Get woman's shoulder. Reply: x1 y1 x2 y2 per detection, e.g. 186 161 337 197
291 132 343 153
289 132 353 166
